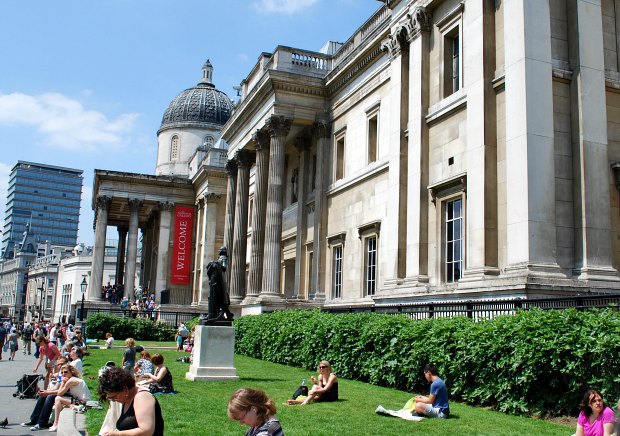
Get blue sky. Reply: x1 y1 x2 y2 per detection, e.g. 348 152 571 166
0 0 381 245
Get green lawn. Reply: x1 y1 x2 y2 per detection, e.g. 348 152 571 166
82 344 574 435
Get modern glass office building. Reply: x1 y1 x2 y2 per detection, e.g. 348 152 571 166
2 161 83 257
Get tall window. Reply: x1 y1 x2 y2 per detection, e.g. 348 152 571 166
332 245 343 299
367 113 378 164
365 236 377 296
335 135 345 181
171 135 180 160
443 25 461 97
445 198 463 283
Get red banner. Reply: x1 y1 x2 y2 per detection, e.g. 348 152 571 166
170 205 195 285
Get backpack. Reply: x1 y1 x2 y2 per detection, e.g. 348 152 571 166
22 326 33 340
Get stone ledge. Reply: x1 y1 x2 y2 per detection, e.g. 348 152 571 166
57 409 85 436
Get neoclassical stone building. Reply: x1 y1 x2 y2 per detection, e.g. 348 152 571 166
88 61 232 309
221 0 620 313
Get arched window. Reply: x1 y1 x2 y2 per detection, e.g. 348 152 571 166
203 136 214 148
171 135 180 160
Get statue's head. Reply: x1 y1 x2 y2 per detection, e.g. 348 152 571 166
218 246 228 256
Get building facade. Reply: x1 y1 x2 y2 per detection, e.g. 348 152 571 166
220 0 620 313
2 161 83 258
88 61 231 310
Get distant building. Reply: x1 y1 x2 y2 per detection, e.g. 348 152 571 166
2 161 83 258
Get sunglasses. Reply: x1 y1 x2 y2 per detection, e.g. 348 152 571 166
319 365 328 369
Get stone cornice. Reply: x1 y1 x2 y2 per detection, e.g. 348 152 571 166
327 44 386 98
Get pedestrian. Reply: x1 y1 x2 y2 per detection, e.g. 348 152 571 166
22 322 33 355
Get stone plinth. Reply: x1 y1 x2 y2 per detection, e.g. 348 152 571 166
185 325 239 382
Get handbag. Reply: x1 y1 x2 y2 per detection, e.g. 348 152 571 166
2 342 8 353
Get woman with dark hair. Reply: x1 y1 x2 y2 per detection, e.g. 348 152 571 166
287 360 338 405
228 388 284 436
33 335 62 389
138 354 174 393
576 389 616 436
99 366 164 436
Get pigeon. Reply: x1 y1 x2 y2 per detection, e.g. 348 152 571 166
0 417 7 428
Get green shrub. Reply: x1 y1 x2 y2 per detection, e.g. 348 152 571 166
234 308 620 416
86 313 176 341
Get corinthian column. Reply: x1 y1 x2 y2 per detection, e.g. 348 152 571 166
293 135 310 299
229 150 255 302
124 199 142 301
223 160 237 284
311 122 330 300
246 130 270 300
261 115 292 298
155 202 174 302
90 195 111 301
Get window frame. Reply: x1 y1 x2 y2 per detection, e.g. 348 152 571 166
358 221 381 297
333 126 347 182
327 231 346 300
437 3 464 99
365 101 381 165
170 135 180 161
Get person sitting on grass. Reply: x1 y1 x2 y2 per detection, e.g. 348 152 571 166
228 388 284 436
99 366 164 436
287 360 338 405
137 354 174 393
413 363 450 419
575 389 616 436
105 332 114 349
134 350 154 379
48 364 91 432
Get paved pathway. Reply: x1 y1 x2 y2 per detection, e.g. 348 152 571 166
0 347 46 435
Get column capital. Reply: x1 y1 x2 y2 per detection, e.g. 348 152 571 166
158 201 174 212
196 196 205 207
407 6 432 41
205 193 222 203
225 160 238 177
252 130 270 151
234 149 255 169
266 115 292 138
95 195 112 211
127 198 143 212
311 121 332 139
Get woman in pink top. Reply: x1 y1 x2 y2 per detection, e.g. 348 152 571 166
576 389 616 436
33 336 62 389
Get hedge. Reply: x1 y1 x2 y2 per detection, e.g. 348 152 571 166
234 308 620 416
85 313 176 342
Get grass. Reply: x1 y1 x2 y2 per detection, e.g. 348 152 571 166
82 343 574 435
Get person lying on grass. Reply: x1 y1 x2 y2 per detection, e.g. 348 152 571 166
413 363 450 419
287 360 338 405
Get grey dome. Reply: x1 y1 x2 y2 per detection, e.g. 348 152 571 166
159 61 233 131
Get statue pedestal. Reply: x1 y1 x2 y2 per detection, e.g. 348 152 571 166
185 325 239 382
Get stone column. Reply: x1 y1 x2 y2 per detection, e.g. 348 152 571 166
90 195 111 301
124 199 142 301
311 121 330 300
143 214 156 292
260 115 292 298
568 0 617 279
293 135 310 299
115 225 128 286
154 202 174 302
405 7 431 284
504 0 560 274
382 26 409 284
200 193 221 304
462 0 499 279
192 197 205 305
223 160 238 284
229 150 254 303
246 130 270 300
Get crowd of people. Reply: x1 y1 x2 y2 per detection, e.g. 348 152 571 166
3 317 618 436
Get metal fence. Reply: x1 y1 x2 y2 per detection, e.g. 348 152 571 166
84 307 199 328
324 294 620 321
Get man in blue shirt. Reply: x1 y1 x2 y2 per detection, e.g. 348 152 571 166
414 363 450 418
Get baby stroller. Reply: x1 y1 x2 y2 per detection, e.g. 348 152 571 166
13 374 41 399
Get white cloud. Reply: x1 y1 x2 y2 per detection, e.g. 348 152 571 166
0 92 139 152
253 0 318 14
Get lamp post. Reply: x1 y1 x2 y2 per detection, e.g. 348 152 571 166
37 278 44 321
79 277 87 321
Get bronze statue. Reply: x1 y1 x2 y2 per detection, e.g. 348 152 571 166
202 246 234 325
